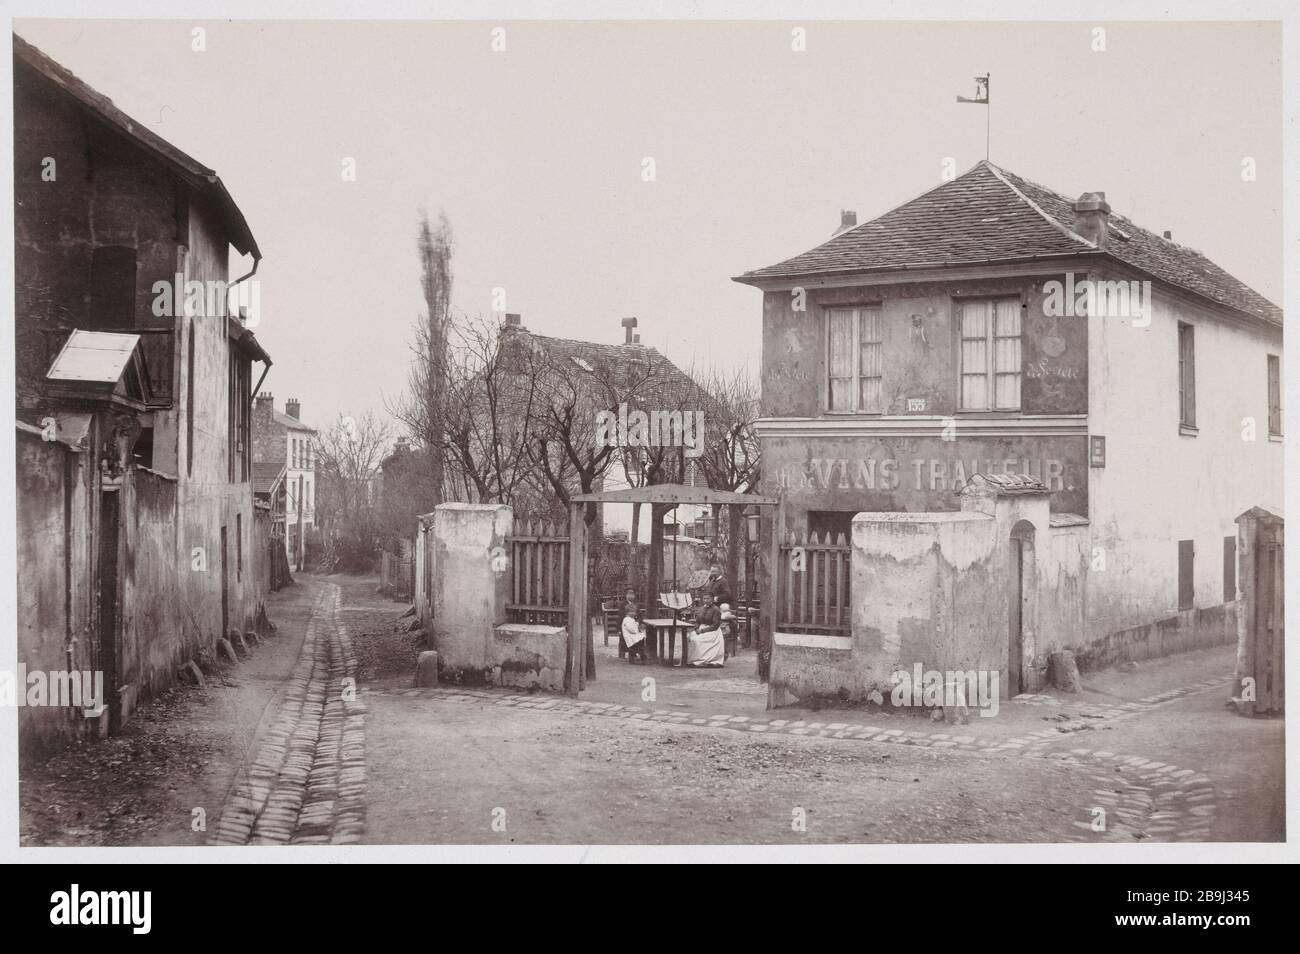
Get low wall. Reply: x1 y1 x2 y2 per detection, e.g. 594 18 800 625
771 510 1007 706
491 623 567 690
768 485 1070 709
1076 603 1237 671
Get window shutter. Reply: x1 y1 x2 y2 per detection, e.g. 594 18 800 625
1178 540 1194 611
1223 536 1237 603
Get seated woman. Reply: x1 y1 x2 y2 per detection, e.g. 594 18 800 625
687 594 725 668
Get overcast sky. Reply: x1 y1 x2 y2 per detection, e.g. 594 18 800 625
13 18 1282 432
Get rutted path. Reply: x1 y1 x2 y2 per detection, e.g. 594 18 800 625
211 582 366 845
369 676 1233 843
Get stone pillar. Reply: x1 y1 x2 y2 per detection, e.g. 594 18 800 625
430 503 513 678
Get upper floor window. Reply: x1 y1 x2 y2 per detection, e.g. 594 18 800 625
1268 354 1281 437
90 245 137 328
826 305 883 413
228 353 251 483
1178 322 1196 430
960 298 1022 411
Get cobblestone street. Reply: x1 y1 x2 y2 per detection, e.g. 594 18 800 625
211 582 366 845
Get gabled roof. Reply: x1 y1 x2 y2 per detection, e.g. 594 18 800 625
13 33 260 259
735 160 1281 327
503 327 713 416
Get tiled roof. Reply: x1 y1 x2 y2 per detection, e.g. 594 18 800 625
505 328 713 413
736 161 1280 326
273 410 316 433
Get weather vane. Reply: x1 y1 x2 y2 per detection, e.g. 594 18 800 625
956 74 991 160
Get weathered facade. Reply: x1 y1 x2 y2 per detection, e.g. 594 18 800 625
13 35 272 751
737 161 1283 701
251 393 315 568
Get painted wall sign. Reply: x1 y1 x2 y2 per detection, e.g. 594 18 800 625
777 456 1067 493
763 434 1089 516
1089 435 1106 467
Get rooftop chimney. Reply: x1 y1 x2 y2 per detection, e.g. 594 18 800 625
504 313 522 327
285 398 301 420
834 209 857 235
255 392 273 413
621 316 638 344
1072 192 1111 249
1162 230 1173 240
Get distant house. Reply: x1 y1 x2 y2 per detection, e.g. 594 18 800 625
493 314 717 542
252 394 316 569
13 34 272 748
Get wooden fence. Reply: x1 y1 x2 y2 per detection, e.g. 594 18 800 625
506 517 570 627
777 531 851 635
380 545 413 599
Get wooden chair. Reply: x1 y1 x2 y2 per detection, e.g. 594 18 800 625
722 612 738 660
601 598 623 654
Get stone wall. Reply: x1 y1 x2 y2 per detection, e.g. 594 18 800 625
426 503 569 691
768 483 1075 708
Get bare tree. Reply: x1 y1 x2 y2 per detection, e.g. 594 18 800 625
439 314 549 508
694 365 762 600
314 412 392 570
527 346 669 527
387 210 453 515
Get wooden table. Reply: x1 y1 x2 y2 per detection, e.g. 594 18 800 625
642 617 694 667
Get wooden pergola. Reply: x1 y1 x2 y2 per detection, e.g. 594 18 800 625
565 483 781 696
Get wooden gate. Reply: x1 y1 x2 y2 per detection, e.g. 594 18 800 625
777 530 851 635
506 517 570 627
1237 507 1284 715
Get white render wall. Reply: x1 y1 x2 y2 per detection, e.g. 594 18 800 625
1086 275 1283 642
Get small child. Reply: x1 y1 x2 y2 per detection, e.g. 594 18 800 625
621 610 648 663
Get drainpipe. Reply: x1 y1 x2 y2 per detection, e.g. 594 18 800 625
226 254 260 324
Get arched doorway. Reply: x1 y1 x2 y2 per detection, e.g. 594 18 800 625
1008 519 1036 697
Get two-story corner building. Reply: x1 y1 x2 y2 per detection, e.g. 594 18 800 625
734 160 1282 690
13 35 273 749
251 393 316 569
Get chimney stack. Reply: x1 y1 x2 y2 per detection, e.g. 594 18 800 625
834 209 857 235
1162 230 1173 240
285 398 301 420
621 316 638 344
255 392 273 413
1072 192 1111 249
504 313 522 328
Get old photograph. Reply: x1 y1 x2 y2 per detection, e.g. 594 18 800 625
2 7 1291 864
